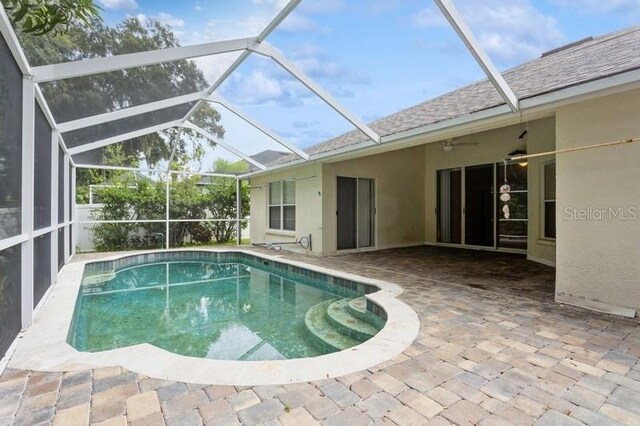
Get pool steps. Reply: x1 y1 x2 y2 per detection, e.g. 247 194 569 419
348 297 368 321
326 299 378 341
304 297 382 353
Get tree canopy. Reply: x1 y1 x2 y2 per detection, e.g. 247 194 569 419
18 17 225 167
2 0 100 36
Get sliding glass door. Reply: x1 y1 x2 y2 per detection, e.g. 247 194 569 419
437 169 462 244
337 177 375 250
436 163 527 251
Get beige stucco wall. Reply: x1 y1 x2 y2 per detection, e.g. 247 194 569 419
526 120 557 265
249 162 323 255
423 117 556 264
555 88 640 315
321 145 426 255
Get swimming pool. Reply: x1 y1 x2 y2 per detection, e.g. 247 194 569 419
68 251 385 361
11 249 418 385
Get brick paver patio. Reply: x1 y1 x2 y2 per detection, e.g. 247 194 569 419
2 246 639 425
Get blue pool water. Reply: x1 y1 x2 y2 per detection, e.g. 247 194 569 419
68 252 384 360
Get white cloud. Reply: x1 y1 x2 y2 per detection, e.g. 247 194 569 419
463 0 565 65
218 43 369 107
156 13 185 28
553 0 640 14
278 13 322 32
134 12 185 29
276 0 347 34
411 7 448 28
412 1 566 66
194 2 203 12
298 0 345 14
222 70 294 106
292 120 320 128
100 0 138 11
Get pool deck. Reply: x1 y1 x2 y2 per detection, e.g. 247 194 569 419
2 246 640 425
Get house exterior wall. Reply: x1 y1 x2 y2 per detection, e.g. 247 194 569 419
321 145 426 255
249 119 556 264
249 162 323 255
555 87 640 315
423 117 556 264
526 120 557 266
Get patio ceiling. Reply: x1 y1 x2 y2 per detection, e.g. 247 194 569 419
0 0 520 177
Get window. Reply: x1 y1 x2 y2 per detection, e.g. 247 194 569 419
269 181 295 231
543 161 556 239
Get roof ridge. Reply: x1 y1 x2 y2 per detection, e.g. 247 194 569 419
545 25 640 57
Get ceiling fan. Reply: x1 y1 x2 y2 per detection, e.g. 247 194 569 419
441 138 479 152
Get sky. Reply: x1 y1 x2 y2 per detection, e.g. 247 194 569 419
94 0 640 167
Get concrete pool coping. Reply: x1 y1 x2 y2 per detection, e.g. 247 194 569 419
8 248 420 386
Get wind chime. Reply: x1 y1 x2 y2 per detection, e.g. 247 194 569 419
500 160 511 219
501 119 528 219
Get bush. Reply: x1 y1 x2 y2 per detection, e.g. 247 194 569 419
90 172 248 251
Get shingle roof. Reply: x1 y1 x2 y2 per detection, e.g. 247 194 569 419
269 25 640 167
250 149 290 165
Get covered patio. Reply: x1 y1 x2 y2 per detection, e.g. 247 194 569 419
1 247 638 425
322 246 556 303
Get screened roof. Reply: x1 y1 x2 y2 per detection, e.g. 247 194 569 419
3 0 639 177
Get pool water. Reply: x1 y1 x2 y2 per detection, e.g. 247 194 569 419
68 256 384 360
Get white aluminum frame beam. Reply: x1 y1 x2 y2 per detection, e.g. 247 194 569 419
249 42 382 144
71 165 77 256
34 85 58 130
182 0 303 124
21 77 35 327
67 120 184 155
176 0 302 154
74 163 238 178
32 37 256 83
257 0 303 43
434 0 519 112
63 152 70 263
205 94 309 160
182 121 268 171
58 91 206 133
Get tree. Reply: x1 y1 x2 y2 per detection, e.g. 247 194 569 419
205 159 250 243
2 0 100 36
18 17 225 168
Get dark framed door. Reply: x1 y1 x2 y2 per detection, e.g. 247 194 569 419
464 164 494 247
337 177 375 250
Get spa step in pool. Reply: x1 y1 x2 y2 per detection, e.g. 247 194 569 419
303 297 384 353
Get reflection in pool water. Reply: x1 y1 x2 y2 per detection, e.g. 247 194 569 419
68 259 383 360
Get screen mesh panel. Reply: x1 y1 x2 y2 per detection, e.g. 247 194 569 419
0 245 21 357
34 104 53 229
0 37 23 239
62 102 197 149
34 233 52 307
58 146 65 224
58 228 65 271
40 62 208 123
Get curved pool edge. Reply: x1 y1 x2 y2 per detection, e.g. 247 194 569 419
8 248 420 386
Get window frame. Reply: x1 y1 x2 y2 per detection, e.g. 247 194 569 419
268 180 296 231
542 160 556 240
